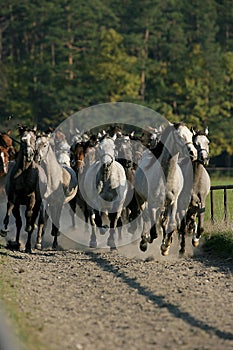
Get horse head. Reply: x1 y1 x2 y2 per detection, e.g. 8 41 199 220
35 134 51 164
19 127 37 163
193 130 210 166
98 137 115 167
173 123 198 161
72 141 86 174
115 135 133 168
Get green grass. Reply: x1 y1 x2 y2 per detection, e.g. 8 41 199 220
202 174 233 257
205 175 233 222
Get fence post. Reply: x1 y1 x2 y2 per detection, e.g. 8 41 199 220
210 189 214 224
224 188 227 222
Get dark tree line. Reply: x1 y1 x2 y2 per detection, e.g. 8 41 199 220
0 0 233 157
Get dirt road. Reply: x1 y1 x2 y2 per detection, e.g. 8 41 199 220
0 236 232 350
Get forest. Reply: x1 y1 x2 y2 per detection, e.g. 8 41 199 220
0 0 233 160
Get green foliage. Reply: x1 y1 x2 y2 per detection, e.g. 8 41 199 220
0 0 233 156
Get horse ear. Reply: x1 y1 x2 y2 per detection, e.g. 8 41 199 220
190 127 196 135
204 127 209 135
33 125 37 131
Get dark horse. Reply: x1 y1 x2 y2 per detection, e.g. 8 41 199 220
70 136 97 225
0 126 47 252
115 135 141 230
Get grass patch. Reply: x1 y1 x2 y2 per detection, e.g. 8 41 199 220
205 175 233 222
203 230 233 258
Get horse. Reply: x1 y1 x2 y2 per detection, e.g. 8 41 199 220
183 129 211 249
0 130 16 176
115 135 140 228
69 136 97 225
79 136 128 249
35 132 78 249
134 122 197 256
0 126 47 253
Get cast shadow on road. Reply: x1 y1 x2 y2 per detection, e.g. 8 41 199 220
86 251 233 342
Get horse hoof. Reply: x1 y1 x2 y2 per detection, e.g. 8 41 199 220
192 238 199 247
161 244 169 256
179 249 185 255
140 240 148 252
107 238 116 249
25 247 32 254
0 229 8 237
6 241 20 251
35 243 42 250
89 241 97 248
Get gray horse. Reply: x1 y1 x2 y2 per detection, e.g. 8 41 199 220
80 136 128 249
35 132 78 249
135 122 197 256
184 129 210 248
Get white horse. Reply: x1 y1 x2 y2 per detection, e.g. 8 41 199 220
135 122 197 256
79 137 128 249
185 129 210 248
35 133 78 249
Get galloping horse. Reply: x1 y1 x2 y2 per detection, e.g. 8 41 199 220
0 126 47 252
115 135 140 227
185 129 211 248
70 136 97 225
135 123 197 256
80 137 128 249
35 132 78 249
0 130 16 176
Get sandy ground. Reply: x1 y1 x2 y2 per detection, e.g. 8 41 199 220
0 179 233 350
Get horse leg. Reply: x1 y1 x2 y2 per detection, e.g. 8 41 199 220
127 192 141 234
107 212 118 250
51 223 59 249
0 201 14 236
160 203 177 256
139 204 150 252
117 216 123 241
178 217 187 255
7 204 22 251
35 203 48 250
69 196 76 227
49 204 62 250
192 205 205 247
148 208 159 244
25 194 36 233
25 199 42 253
89 209 97 248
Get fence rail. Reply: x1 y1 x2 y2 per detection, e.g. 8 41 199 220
210 185 233 223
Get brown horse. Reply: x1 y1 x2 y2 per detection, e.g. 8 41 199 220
0 130 16 176
0 126 47 252
70 138 97 225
